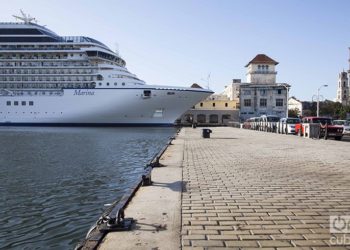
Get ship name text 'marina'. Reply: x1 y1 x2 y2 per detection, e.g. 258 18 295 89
73 90 95 96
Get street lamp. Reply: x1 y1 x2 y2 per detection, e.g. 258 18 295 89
317 84 328 117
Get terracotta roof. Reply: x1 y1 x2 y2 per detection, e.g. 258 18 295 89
245 54 279 67
190 83 203 89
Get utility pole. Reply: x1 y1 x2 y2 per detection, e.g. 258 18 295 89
317 84 328 117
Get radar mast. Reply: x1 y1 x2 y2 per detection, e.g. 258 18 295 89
12 9 37 24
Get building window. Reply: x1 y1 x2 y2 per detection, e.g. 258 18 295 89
260 98 267 107
29 101 34 106
243 90 251 95
276 99 283 106
225 103 228 107
244 99 251 107
6 101 11 106
260 89 266 95
200 102 203 107
277 89 282 94
209 114 218 123
212 102 215 107
197 114 206 123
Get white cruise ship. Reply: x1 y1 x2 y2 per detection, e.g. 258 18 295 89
0 12 213 126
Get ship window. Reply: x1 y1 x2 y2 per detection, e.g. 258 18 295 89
106 82 110 86
114 82 117 86
98 83 102 86
167 92 175 95
143 90 151 97
6 101 11 106
225 103 228 107
212 103 215 107
122 82 125 86
14 101 19 106
200 102 203 107
29 101 34 106
22 101 26 106
97 75 103 81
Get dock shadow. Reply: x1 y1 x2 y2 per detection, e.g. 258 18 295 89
132 221 167 232
151 181 184 192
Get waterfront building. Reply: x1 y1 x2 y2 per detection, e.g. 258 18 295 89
221 79 241 101
288 96 303 116
335 71 349 106
179 88 239 126
238 54 290 121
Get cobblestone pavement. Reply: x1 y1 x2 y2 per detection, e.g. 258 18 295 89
180 127 350 250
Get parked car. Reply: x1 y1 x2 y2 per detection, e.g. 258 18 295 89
278 117 301 134
260 115 280 132
295 117 343 140
333 120 350 135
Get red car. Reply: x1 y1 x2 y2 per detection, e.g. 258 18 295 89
295 117 343 140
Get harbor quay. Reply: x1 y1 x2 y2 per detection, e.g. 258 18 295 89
98 127 350 249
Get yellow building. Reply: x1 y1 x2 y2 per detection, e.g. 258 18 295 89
194 94 239 110
179 93 240 126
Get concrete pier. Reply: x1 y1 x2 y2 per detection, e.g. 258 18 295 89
99 127 350 249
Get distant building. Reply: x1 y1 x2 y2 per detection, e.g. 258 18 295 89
288 97 317 117
179 88 239 126
238 54 290 121
288 96 303 115
221 79 241 101
335 71 349 105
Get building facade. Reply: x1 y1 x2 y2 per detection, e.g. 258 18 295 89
288 96 303 116
238 54 289 121
178 91 239 126
335 71 349 105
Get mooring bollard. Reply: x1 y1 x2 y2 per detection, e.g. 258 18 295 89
202 128 212 138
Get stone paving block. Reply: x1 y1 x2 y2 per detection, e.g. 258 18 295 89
292 240 329 247
191 240 225 247
271 234 305 240
207 235 239 240
259 240 293 247
225 240 260 247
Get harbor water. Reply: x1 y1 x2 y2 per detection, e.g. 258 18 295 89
0 126 176 249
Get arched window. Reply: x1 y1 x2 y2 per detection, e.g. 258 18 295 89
97 75 103 81
197 114 206 123
209 114 218 123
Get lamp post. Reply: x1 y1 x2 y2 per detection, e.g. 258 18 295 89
317 84 328 117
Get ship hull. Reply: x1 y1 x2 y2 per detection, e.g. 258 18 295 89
0 87 212 126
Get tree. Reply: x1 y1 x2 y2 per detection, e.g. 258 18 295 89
288 108 300 118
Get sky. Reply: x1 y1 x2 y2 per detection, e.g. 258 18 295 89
2 0 350 101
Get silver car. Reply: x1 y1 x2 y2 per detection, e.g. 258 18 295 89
333 120 350 135
278 118 301 134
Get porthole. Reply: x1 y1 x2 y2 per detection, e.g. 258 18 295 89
114 82 117 86
98 82 102 86
107 82 110 86
122 82 125 86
